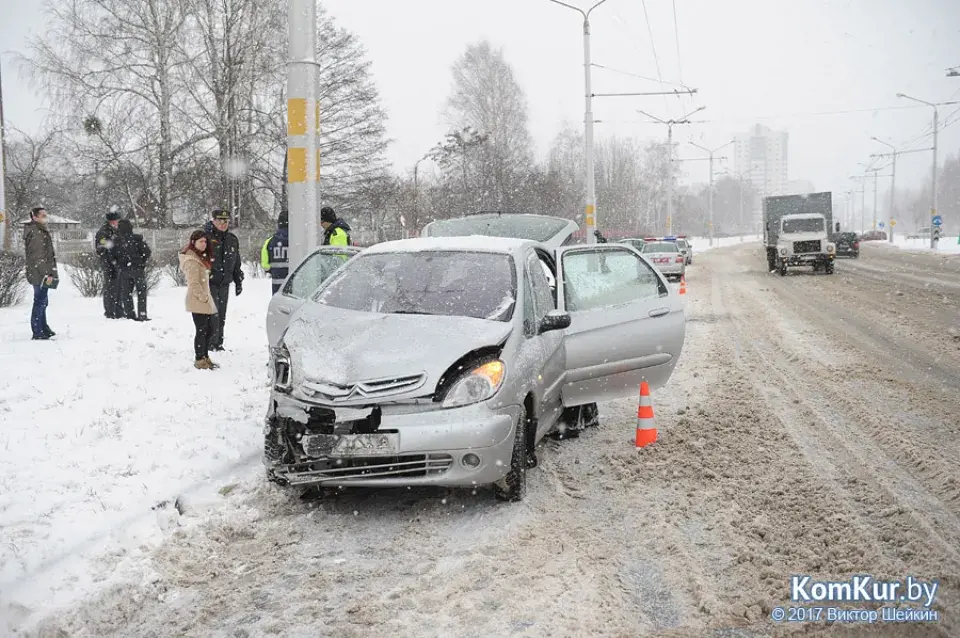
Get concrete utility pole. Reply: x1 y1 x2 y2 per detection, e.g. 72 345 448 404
548 0 611 245
286 0 320 270
638 107 706 235
870 143 934 244
849 175 867 233
897 94 960 248
689 141 733 246
0 59 8 251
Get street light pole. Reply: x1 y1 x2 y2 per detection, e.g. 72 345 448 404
689 140 733 247
638 106 706 235
871 137 897 243
548 0 610 245
286 0 320 270
897 94 960 248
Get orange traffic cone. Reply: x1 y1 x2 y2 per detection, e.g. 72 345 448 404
679 275 687 295
635 381 657 448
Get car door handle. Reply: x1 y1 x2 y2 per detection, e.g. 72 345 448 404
648 307 670 318
279 306 292 315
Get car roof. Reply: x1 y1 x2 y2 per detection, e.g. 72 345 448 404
421 212 578 248
363 235 534 256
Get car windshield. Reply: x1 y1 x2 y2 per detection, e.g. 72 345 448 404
782 218 824 233
642 242 679 253
425 215 570 243
314 250 516 322
675 240 689 250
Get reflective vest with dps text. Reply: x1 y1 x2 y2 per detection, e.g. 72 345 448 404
261 228 289 288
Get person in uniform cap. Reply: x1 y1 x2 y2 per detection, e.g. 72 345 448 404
203 208 244 351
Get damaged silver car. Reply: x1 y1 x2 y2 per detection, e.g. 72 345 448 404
264 235 685 502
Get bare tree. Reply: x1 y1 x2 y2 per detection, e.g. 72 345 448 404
446 41 534 208
27 0 208 226
2 127 61 221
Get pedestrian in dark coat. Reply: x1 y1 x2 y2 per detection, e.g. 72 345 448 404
23 207 59 340
95 210 123 318
113 219 153 320
203 209 244 351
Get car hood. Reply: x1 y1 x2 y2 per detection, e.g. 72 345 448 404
282 304 513 402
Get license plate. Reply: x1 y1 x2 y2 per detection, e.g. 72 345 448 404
656 258 669 263
302 433 400 458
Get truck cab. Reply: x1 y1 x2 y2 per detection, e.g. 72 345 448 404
763 192 837 277
770 213 835 275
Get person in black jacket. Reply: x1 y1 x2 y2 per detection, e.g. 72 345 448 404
114 219 153 321
95 210 122 318
204 209 244 350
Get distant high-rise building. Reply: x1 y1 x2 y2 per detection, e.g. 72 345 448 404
734 125 789 227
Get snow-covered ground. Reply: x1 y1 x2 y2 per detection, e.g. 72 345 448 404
0 235 733 631
891 235 960 255
0 268 271 629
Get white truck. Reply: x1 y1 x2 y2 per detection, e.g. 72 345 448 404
763 192 837 276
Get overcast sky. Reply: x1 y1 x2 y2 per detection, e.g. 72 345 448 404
3 0 959 200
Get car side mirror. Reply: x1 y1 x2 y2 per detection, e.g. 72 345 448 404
539 310 571 334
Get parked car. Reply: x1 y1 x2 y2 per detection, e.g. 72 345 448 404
638 241 686 281
263 234 686 502
673 237 693 264
859 230 887 242
266 246 361 347
830 232 860 258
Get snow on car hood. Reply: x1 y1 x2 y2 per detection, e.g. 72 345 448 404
282 304 513 398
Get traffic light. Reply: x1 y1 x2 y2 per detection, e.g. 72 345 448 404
933 226 942 241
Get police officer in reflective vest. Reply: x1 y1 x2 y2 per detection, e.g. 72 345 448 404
320 206 351 246
261 210 289 295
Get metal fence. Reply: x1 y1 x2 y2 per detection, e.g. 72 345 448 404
9 227 393 260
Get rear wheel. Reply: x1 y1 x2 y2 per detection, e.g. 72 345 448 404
494 406 529 502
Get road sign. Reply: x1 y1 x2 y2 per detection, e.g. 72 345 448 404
878 222 885 229
890 219 897 227
932 215 943 227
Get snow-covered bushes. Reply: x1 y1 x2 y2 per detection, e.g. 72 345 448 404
0 251 27 307
68 253 104 298
156 249 187 287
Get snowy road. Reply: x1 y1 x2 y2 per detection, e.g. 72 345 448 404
12 243 960 636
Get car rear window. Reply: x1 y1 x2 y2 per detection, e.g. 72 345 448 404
315 251 516 322
642 242 679 253
424 215 571 243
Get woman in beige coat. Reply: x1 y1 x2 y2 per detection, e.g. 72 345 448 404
179 230 220 369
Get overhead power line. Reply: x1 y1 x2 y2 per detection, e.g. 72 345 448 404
591 63 687 88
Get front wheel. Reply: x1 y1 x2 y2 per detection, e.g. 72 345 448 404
494 406 529 502
779 262 788 277
825 261 835 275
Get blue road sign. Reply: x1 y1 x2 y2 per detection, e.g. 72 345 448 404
878 222 885 229
932 215 943 227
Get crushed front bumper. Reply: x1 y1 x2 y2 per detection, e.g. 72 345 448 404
264 396 520 489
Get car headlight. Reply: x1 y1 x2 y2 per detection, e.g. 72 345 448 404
441 360 505 408
271 344 292 393
779 247 788 256
826 244 836 253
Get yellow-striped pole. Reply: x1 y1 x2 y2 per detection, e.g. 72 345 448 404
287 0 320 270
